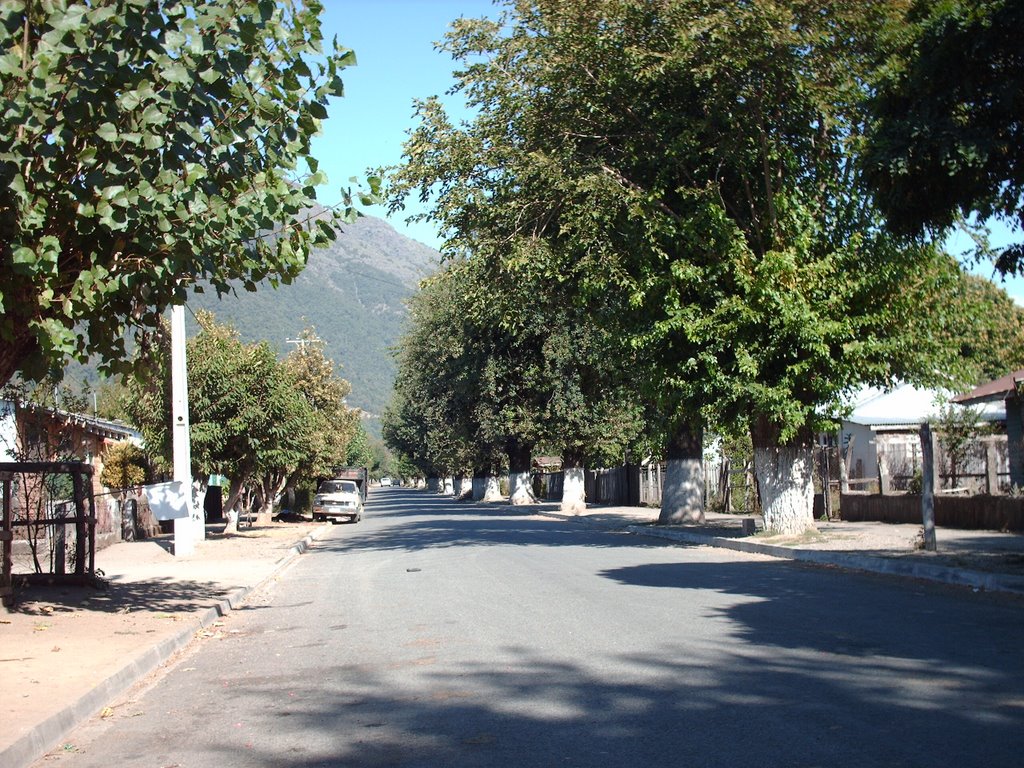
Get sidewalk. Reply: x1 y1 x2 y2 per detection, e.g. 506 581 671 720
1 519 325 768
5 503 1024 768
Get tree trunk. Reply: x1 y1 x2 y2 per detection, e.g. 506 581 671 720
507 441 537 505
561 449 586 514
426 476 440 493
752 417 816 535
658 420 705 525
453 475 473 500
254 498 274 527
221 475 248 533
482 473 504 502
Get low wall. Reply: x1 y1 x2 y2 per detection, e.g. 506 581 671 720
841 493 1024 532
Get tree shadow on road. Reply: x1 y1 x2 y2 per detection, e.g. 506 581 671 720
164 601 1024 768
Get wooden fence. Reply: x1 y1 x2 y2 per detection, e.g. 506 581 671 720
1 461 100 607
841 492 1024 531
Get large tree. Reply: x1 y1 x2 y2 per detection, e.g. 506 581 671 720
862 0 1024 274
0 0 358 386
123 312 319 523
391 0 967 534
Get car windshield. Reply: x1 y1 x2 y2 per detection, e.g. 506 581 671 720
320 480 357 494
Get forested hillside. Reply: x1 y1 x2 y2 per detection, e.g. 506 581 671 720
187 213 439 416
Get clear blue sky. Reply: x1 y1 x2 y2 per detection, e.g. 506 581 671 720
311 0 493 250
310 1 1024 303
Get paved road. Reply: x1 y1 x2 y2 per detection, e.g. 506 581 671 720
38 488 1024 767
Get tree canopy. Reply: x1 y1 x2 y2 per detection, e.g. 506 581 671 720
863 0 1024 274
388 0 979 531
122 312 358 517
0 0 360 386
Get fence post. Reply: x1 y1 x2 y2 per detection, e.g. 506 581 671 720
72 468 86 576
919 424 937 552
985 439 1000 495
820 446 832 519
840 434 855 493
1 474 12 607
877 454 891 495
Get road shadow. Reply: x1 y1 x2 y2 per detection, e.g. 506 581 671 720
599 559 1024 661
170 612 1024 768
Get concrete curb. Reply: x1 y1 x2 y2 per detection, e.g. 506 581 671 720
536 510 1024 598
3 525 328 768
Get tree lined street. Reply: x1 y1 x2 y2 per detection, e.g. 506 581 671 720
37 488 1024 767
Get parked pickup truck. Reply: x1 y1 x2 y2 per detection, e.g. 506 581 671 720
312 478 363 524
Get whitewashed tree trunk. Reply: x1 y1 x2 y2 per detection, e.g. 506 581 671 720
659 421 705 524
443 476 455 495
509 470 536 505
561 466 586 514
453 475 469 499
754 445 816 535
482 474 504 502
507 441 536 505
472 473 486 501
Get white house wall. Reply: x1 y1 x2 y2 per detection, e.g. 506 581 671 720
0 400 16 461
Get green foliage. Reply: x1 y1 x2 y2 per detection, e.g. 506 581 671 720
389 0 964 458
948 273 1024 383
282 326 357 480
381 250 644 478
863 0 1024 274
0 0 358 386
345 420 373 469
121 311 359 504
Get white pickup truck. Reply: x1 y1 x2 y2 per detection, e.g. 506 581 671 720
312 479 363 524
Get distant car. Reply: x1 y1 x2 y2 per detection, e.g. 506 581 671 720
380 476 393 487
312 479 363 523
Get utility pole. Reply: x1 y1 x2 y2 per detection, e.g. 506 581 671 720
171 304 202 555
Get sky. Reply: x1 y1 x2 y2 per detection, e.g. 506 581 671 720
309 1 1024 303
310 0 493 250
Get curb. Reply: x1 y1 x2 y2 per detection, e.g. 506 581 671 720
536 510 1024 598
2 525 328 768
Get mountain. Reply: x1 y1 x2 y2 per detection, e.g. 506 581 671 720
187 213 439 416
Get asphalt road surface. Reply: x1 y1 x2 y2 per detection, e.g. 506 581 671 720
38 487 1024 767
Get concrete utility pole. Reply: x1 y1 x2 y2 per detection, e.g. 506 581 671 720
171 304 202 555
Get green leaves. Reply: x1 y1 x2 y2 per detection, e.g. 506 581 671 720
388 0 960 456
0 0 351 386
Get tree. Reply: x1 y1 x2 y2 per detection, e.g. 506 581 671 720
862 0 1024 274
948 273 1024 384
98 440 149 539
281 327 360 481
391 0 964 534
0 0 362 386
345 420 374 469
123 312 318 524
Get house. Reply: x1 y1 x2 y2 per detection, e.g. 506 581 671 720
954 369 1024 488
839 384 1004 488
0 400 143 545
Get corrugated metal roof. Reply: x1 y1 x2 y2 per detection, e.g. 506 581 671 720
844 383 1004 426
